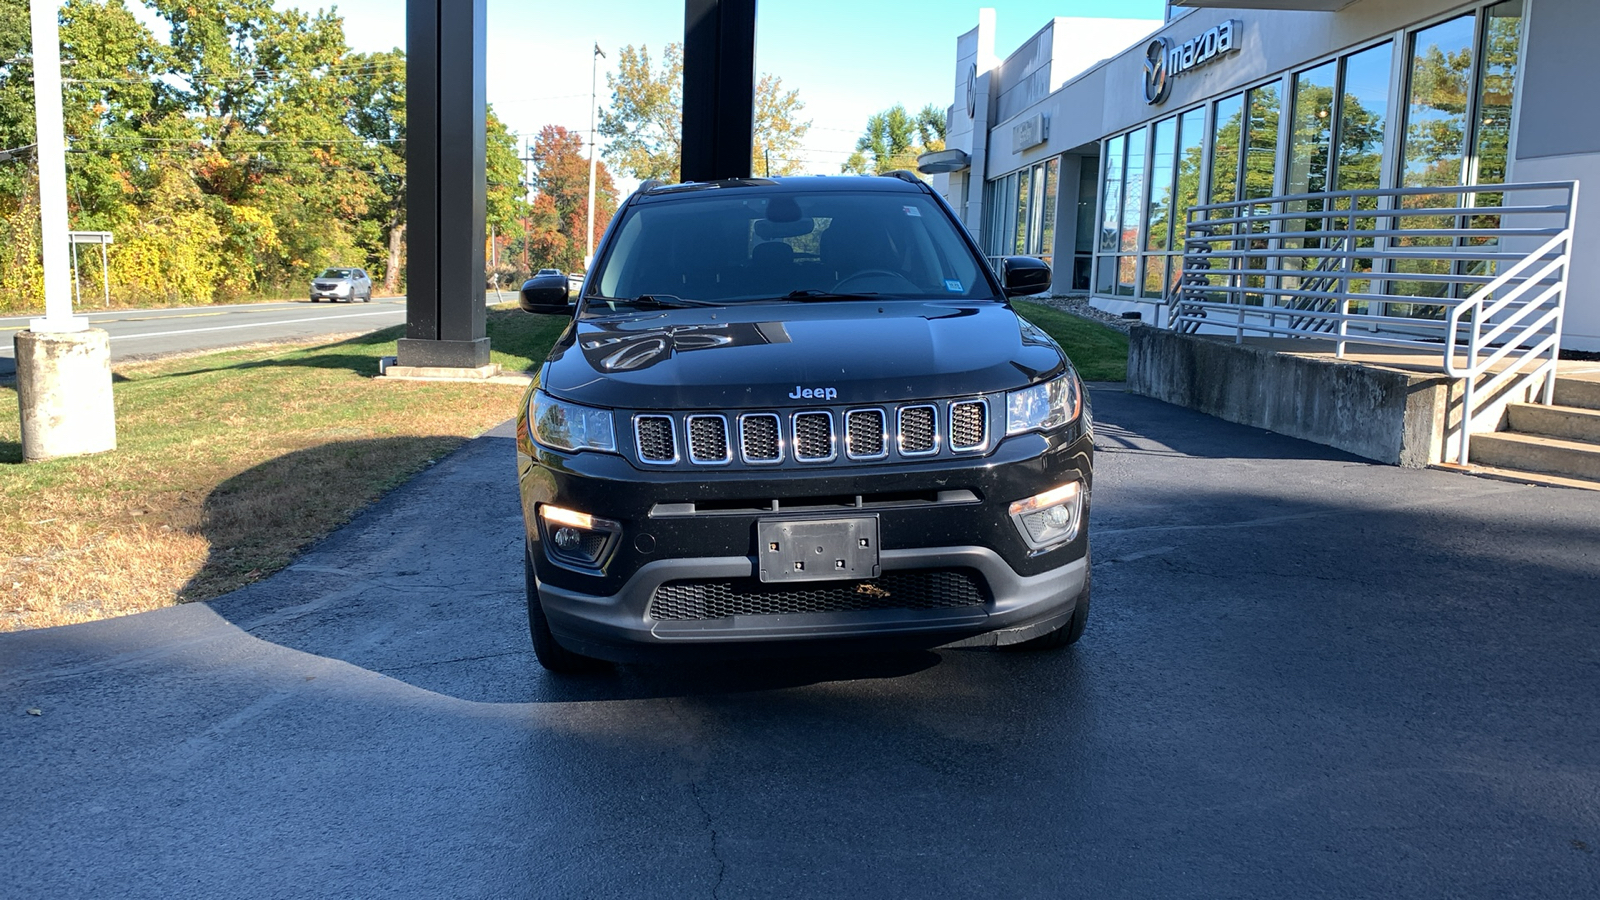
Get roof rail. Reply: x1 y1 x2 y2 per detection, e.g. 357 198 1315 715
638 179 665 193
882 170 926 186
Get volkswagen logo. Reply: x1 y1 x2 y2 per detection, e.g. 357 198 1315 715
1143 37 1172 105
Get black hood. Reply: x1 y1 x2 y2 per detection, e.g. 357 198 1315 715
539 300 1068 410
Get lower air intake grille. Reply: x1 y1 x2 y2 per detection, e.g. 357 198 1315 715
635 415 677 463
740 414 781 463
647 569 988 620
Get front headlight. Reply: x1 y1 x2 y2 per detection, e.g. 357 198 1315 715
528 390 616 453
1005 371 1082 436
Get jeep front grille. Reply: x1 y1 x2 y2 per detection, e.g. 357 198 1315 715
898 405 937 455
949 400 987 451
739 413 781 463
793 411 835 462
632 397 997 467
647 569 988 620
634 415 677 464
845 409 887 460
686 415 732 465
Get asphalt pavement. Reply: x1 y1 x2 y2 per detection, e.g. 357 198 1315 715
0 298 412 378
2 387 1598 898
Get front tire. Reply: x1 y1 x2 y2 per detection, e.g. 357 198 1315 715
525 545 611 673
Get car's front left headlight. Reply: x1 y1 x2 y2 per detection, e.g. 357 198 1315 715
528 390 617 453
1005 371 1082 436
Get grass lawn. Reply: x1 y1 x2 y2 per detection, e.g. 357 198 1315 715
0 304 566 631
1012 300 1130 381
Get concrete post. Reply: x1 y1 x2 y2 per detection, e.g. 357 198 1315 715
17 0 116 461
15 330 116 461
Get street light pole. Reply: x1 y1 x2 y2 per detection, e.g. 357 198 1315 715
586 42 604 270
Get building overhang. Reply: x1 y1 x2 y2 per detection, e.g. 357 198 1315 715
916 148 971 175
1173 0 1356 10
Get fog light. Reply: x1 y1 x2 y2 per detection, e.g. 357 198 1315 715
1008 482 1083 551
538 503 622 570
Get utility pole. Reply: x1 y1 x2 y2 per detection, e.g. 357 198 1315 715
15 0 115 461
586 42 605 270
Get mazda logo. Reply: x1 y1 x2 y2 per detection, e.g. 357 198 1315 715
1143 37 1172 105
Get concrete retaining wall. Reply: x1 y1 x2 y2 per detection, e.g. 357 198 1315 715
1127 328 1452 467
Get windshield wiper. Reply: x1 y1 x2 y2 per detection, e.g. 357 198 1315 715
779 289 881 302
595 294 721 309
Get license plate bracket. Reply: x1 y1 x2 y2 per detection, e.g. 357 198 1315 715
757 516 880 583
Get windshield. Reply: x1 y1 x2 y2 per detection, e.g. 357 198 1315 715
319 268 353 278
590 188 999 306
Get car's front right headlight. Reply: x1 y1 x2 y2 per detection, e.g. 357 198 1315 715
1005 371 1082 436
528 390 617 453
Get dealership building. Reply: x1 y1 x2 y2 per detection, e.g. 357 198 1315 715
926 0 1599 351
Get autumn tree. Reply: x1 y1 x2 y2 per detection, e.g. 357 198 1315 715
841 103 946 176
597 42 811 182
516 124 618 275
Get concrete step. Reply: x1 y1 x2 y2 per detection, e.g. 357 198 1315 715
1552 377 1600 411
1469 432 1600 482
1506 403 1600 443
1459 463 1600 493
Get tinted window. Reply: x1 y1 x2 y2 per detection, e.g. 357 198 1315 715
592 190 998 304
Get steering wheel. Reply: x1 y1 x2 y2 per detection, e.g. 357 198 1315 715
832 269 920 293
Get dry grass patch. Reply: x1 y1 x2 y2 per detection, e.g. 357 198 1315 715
1 305 566 631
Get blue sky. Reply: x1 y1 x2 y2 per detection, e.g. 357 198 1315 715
137 1 1168 176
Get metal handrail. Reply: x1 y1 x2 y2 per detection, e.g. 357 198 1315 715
1170 181 1579 465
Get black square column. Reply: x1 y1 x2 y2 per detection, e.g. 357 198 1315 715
681 0 756 183
400 0 490 369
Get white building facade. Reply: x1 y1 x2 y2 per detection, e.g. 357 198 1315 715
931 0 1600 350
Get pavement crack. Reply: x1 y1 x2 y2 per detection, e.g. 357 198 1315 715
688 782 727 900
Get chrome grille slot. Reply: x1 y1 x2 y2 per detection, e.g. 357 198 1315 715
898 405 938 456
845 409 887 460
949 400 987 452
792 411 836 462
686 415 732 465
634 415 677 464
648 569 989 620
739 413 781 463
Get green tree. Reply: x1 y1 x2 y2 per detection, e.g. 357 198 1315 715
598 42 812 182
841 103 945 176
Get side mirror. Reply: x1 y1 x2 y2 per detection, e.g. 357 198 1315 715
1000 256 1051 296
519 273 571 314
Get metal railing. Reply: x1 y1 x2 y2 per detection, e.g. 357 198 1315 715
1170 181 1579 464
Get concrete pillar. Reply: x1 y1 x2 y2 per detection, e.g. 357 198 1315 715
14 329 116 461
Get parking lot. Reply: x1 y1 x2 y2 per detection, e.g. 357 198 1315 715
2 386 1597 898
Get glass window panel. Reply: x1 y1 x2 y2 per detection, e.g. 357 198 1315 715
1039 157 1060 263
1472 1 1522 188
1146 117 1177 253
1400 15 1474 188
1173 108 1207 248
1100 136 1125 252
1288 62 1336 197
1140 256 1167 300
1095 255 1115 293
1243 84 1281 201
1074 155 1098 254
1116 255 1137 296
1335 41 1391 191
1210 94 1243 204
1120 127 1147 252
1014 167 1032 254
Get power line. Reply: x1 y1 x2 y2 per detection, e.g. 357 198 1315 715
0 143 37 163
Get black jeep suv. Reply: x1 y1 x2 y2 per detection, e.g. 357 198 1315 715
515 174 1092 671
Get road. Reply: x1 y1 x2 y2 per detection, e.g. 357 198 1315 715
0 291 520 377
2 388 1597 898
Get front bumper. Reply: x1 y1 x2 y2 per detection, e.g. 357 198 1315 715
517 412 1092 662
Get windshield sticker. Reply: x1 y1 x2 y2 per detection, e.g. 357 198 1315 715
944 279 963 292
903 206 921 217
